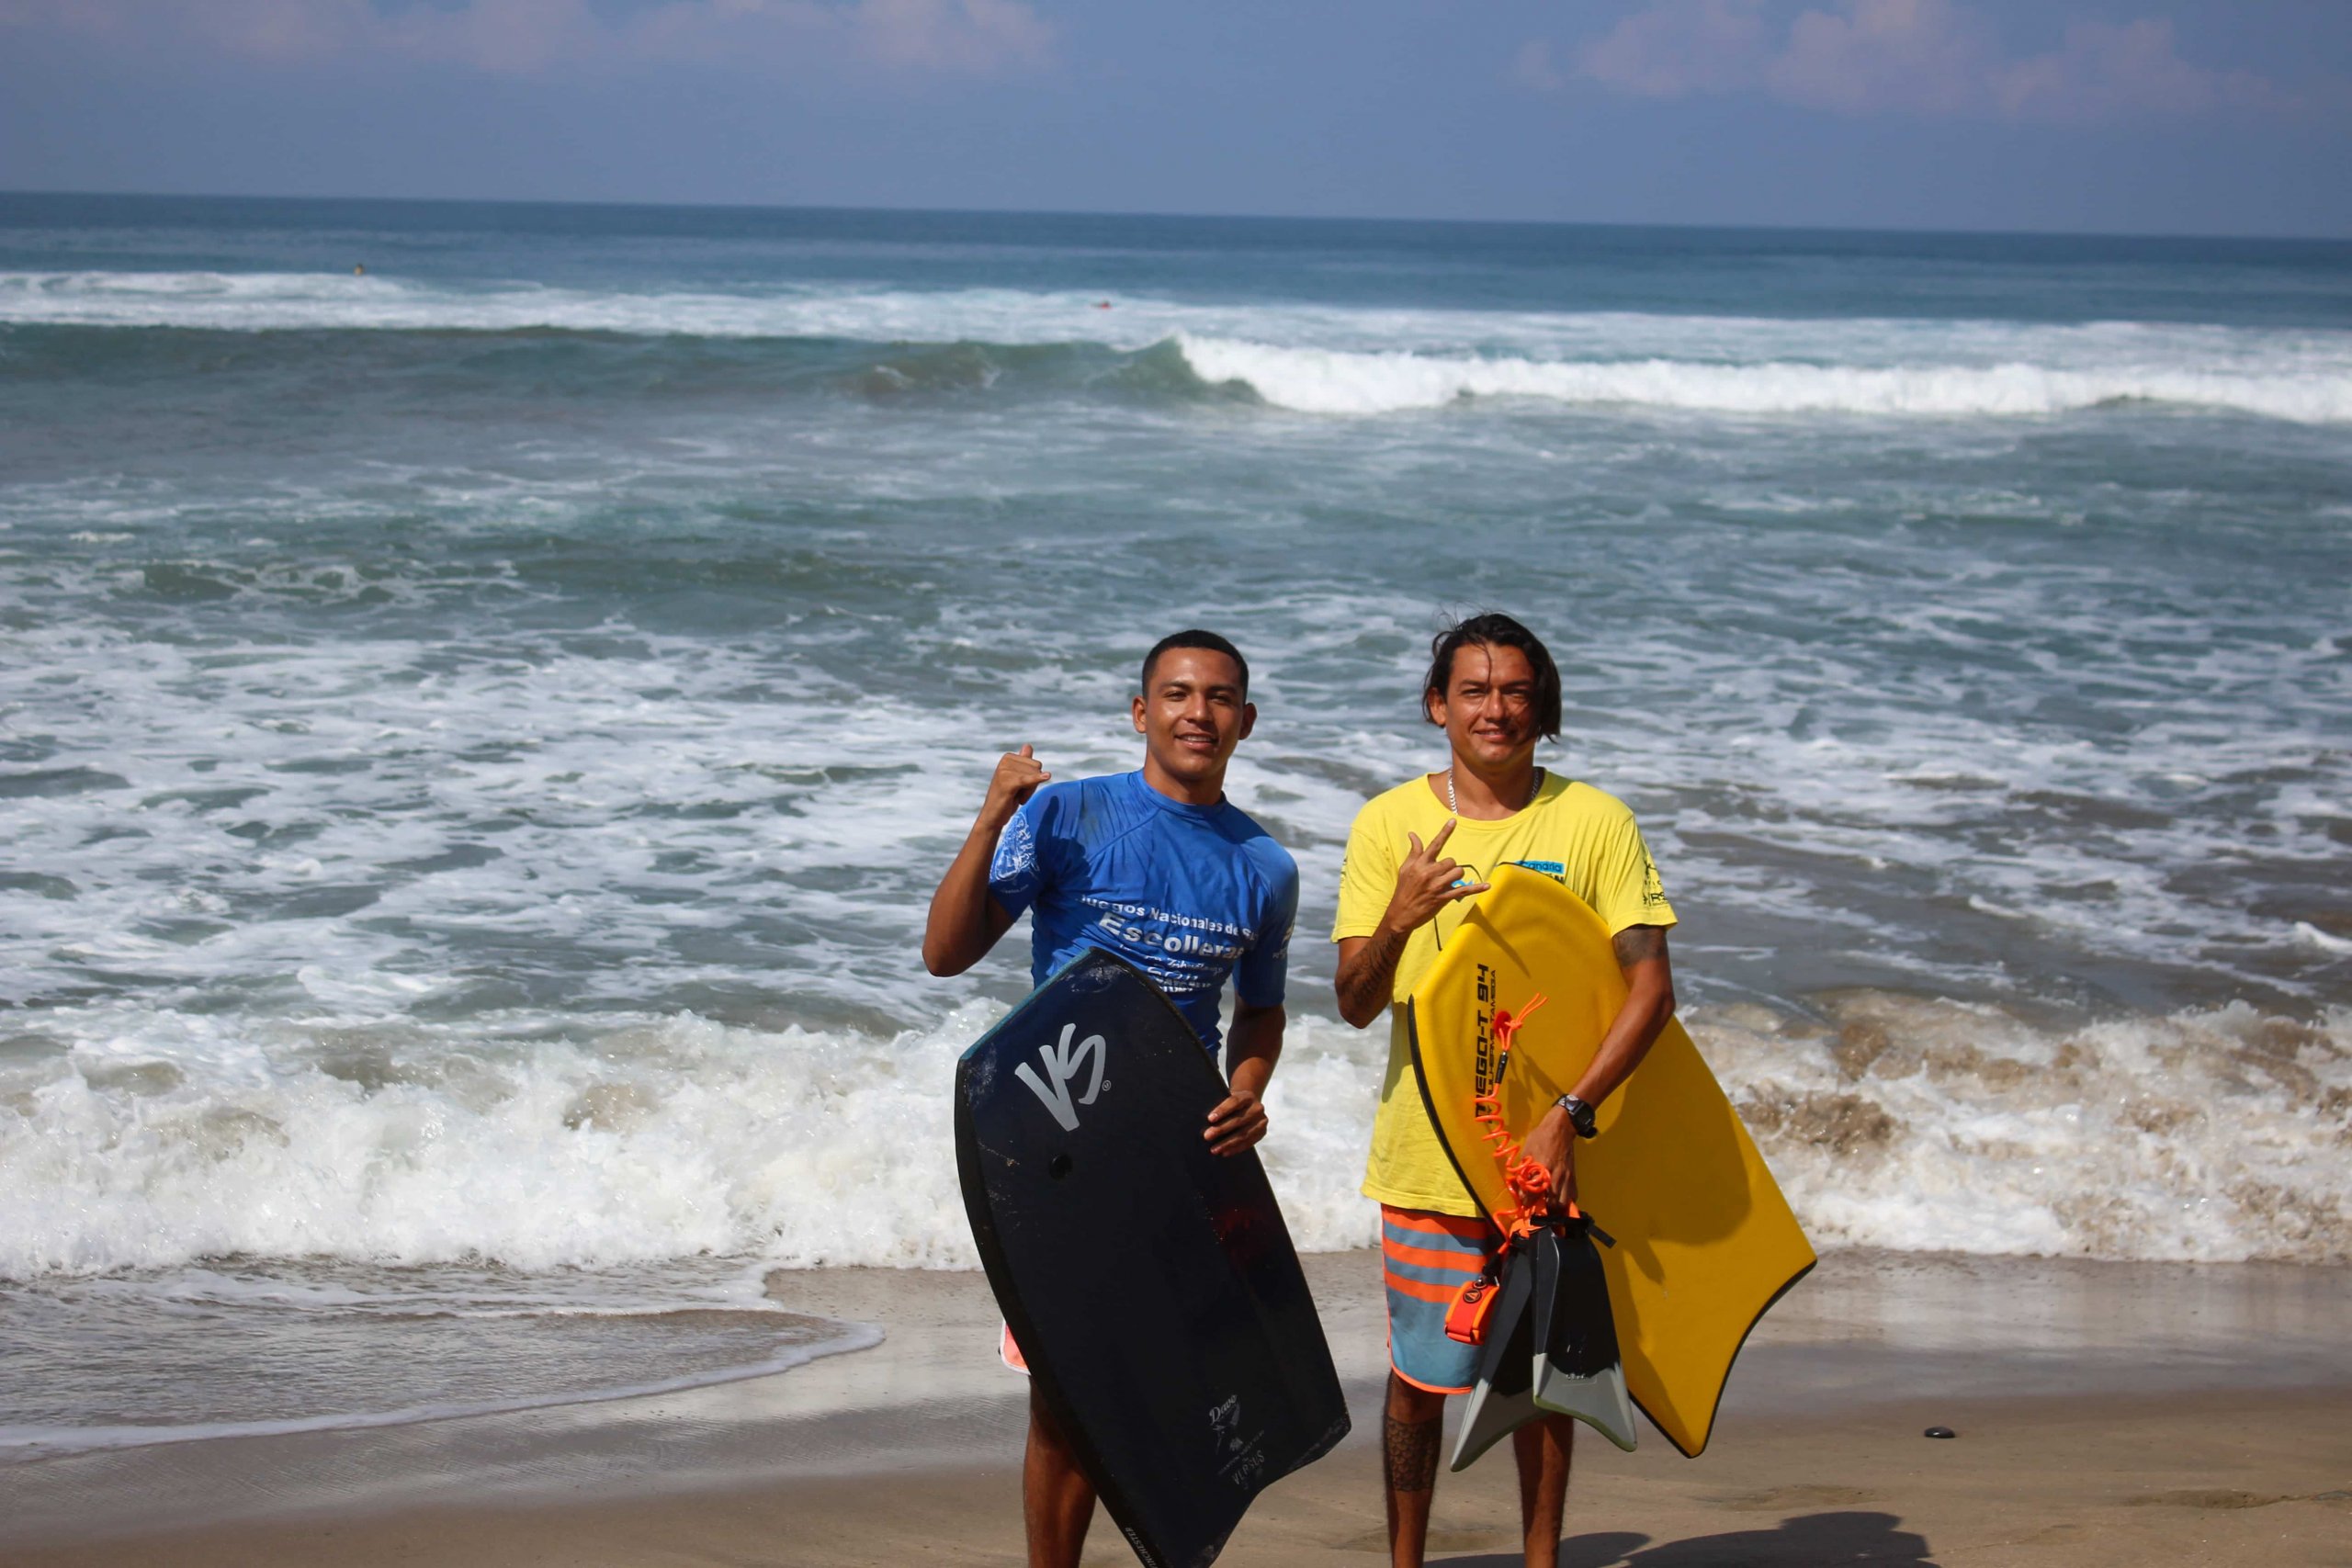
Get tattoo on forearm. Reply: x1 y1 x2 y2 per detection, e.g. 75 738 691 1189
1385 1412 1442 1494
1612 924 1667 967
1338 926 1409 1023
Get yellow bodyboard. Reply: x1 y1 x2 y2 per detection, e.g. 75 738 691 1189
1406 865 1814 1457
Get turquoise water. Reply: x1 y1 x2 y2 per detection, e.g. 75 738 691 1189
0 194 2347 1441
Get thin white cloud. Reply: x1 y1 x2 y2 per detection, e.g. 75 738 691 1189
1577 0 1770 100
1992 17 2299 122
1549 0 2305 123
1766 0 1991 116
849 0 1050 74
0 0 1055 78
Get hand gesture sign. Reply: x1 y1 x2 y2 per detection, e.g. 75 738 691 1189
1381 818 1490 935
979 744 1051 831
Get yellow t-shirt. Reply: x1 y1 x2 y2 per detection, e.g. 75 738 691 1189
1332 773 1679 1215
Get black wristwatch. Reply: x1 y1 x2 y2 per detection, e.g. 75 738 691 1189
1555 1093 1598 1140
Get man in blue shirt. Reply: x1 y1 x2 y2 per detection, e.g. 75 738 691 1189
923 629 1299 1568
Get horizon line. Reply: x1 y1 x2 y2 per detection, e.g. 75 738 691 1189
6 185 2350 249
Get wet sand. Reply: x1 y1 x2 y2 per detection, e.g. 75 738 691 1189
4 1249 2347 1566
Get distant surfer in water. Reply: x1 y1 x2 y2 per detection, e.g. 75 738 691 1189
923 628 1300 1568
1332 612 1679 1568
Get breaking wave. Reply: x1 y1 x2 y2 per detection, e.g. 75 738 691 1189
1173 334 2352 422
5 997 2345 1278
6 269 2352 423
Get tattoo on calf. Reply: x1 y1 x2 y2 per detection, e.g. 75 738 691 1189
1385 1412 1442 1494
1611 923 1666 967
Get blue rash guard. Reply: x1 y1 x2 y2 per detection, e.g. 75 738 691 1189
988 770 1298 1055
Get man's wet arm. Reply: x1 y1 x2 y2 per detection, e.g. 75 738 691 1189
1334 929 1408 1028
1612 923 1668 969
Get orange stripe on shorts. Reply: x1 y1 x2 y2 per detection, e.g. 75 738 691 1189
1381 1235 1486 1273
1383 1267 1463 1305
1381 1207 1492 1242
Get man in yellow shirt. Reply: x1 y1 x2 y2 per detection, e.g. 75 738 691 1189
1332 612 1679 1568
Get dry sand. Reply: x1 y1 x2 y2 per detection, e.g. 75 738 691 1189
4 1249 2346 1566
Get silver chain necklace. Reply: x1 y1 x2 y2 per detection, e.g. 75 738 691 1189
1446 765 1542 818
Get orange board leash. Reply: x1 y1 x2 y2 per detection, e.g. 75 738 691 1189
1470 992 1554 1236
1449 993 1568 1346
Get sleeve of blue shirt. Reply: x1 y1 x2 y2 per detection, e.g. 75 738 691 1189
987 791 1053 919
1233 840 1299 1010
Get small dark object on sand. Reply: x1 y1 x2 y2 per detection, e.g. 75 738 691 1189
1924 1426 1956 1439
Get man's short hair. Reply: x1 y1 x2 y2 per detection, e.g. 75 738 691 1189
1141 629 1250 699
1422 613 1562 740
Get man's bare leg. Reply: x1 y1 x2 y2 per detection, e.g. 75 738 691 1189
1024 1384 1095 1568
1384 1371 1447 1568
1510 1413 1574 1568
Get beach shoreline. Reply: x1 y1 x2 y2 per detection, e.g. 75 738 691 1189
5 1247 2346 1565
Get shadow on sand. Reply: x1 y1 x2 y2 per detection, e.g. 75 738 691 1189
1443 1510 1938 1566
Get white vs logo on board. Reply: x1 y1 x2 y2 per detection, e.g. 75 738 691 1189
1016 1022 1107 1132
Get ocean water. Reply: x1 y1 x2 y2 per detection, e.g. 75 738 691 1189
2 195 2347 1450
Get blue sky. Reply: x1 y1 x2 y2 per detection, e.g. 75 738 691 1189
3 0 2348 235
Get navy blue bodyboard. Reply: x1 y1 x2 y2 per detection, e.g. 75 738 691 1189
955 949 1350 1568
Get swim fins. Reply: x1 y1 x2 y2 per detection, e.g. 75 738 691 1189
1529 1219 1638 1452
1450 1239 1538 1472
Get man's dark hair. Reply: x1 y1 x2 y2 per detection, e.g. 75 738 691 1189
1422 613 1562 739
1141 629 1250 699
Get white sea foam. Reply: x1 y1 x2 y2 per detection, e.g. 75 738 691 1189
0 270 2275 355
0 1004 1380 1276
6 270 2351 423
0 271 1194 342
2299 922 2352 955
1173 334 2352 423
2 996 2343 1278
0 552 2341 1113
1699 998 2352 1264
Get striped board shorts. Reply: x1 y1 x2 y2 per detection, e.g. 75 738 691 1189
1380 1205 1500 1394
